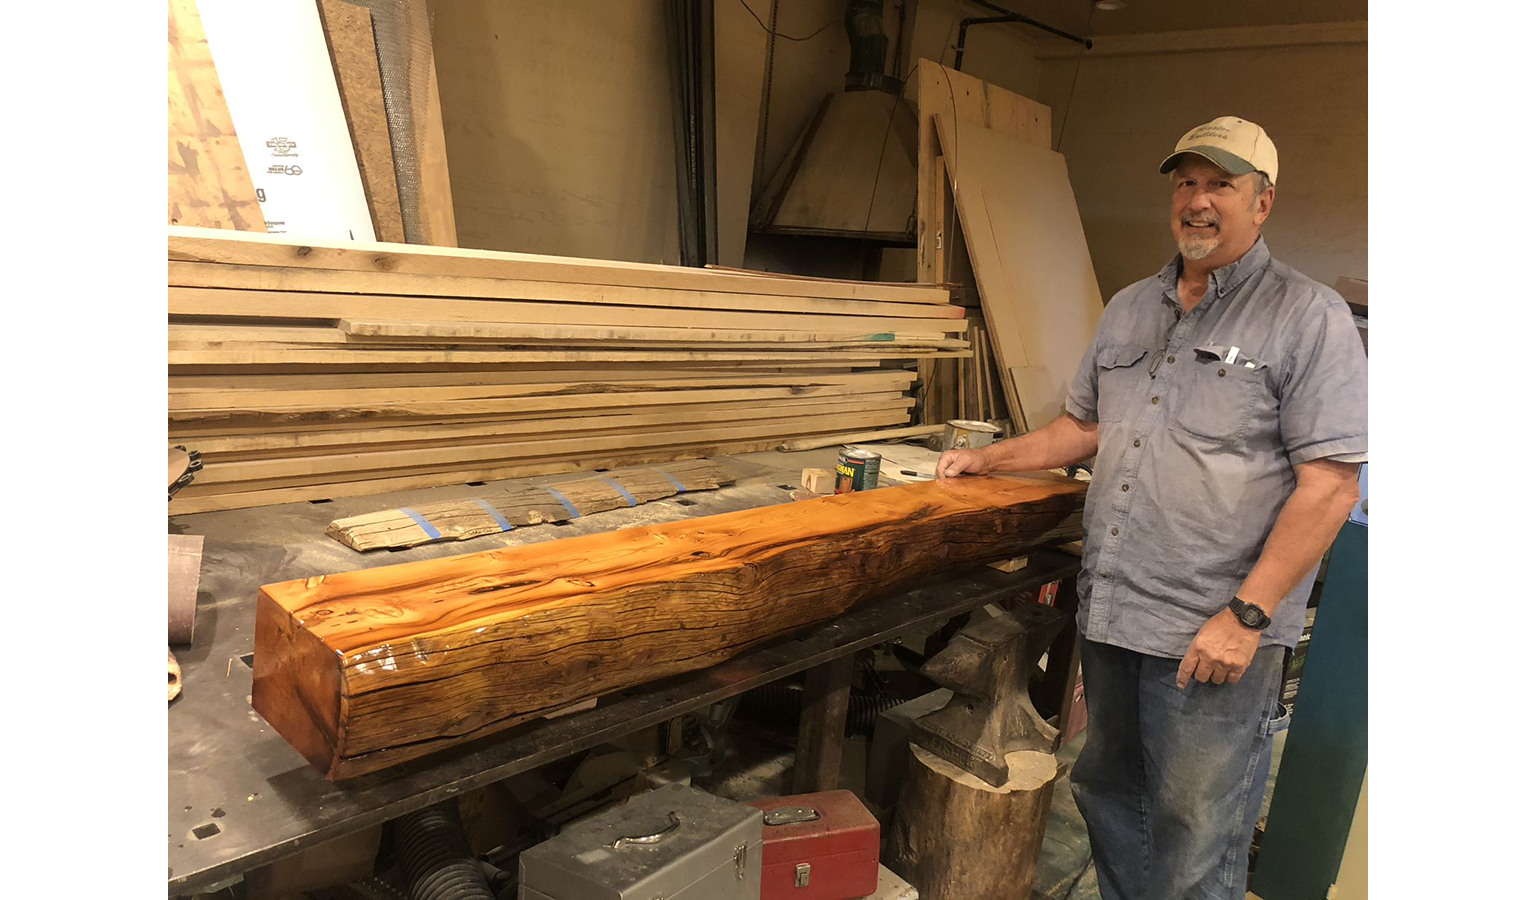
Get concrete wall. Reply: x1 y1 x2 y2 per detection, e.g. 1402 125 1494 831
1037 37 1368 297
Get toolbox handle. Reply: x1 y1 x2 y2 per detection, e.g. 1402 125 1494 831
763 806 821 827
612 811 682 848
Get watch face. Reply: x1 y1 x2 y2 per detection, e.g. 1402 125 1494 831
1241 607 1263 626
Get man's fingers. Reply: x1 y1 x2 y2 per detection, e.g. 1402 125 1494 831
1176 652 1197 689
1210 667 1228 685
1193 660 1214 684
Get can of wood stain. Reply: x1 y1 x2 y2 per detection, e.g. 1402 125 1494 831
835 448 882 493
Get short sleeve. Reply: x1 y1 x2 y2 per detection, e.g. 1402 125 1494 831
1064 324 1105 423
1280 294 1368 464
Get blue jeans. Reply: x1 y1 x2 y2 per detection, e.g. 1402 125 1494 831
1070 639 1286 900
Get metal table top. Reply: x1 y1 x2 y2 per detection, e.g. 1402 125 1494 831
167 449 1079 896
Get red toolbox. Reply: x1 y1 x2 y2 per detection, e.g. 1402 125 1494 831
746 789 880 900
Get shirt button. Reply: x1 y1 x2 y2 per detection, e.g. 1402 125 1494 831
1151 396 1160 404
1218 368 1227 377
1111 527 1120 536
1133 438 1142 447
1121 483 1130 491
1167 356 1176 363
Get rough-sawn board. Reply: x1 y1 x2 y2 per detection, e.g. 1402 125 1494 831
252 474 1085 779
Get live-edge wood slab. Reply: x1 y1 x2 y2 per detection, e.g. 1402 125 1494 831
252 474 1085 779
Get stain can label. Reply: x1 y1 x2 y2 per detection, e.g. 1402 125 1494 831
835 448 882 493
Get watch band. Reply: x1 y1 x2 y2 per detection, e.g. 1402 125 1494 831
1228 596 1271 631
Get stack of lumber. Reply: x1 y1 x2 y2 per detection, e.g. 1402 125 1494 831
168 228 969 513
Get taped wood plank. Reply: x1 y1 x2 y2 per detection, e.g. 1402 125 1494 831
167 262 964 321
251 474 1086 778
327 460 734 551
168 227 951 303
167 286 970 334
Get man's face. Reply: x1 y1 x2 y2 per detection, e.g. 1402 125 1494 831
1168 155 1273 263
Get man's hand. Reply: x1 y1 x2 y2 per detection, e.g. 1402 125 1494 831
936 447 991 480
1176 609 1261 688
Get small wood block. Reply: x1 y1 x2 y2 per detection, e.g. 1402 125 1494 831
801 467 836 493
987 555 1029 573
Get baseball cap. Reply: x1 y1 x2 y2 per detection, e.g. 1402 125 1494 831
1159 116 1279 185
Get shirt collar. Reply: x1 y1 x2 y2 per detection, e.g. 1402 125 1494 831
1158 236 1272 305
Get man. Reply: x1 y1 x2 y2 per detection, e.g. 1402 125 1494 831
936 116 1366 899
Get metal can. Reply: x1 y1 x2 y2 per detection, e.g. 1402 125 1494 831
943 418 1001 450
835 447 882 493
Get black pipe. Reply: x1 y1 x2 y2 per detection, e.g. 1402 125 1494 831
396 800 495 900
954 6 1091 72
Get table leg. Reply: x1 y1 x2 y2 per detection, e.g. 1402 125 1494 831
792 653 856 793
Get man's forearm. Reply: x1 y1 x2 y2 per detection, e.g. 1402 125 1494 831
980 413 1099 472
1237 461 1361 613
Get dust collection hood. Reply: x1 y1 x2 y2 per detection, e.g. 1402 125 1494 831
750 0 917 241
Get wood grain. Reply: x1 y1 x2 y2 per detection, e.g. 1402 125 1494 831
326 459 733 551
167 0 263 231
168 227 951 304
252 475 1085 778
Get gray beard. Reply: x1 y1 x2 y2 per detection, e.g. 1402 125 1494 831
1178 236 1218 261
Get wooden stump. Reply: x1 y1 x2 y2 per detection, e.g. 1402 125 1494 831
885 743 1060 899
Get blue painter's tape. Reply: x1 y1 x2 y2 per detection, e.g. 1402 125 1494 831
598 477 639 507
472 498 513 532
651 468 688 493
400 507 441 540
544 486 581 519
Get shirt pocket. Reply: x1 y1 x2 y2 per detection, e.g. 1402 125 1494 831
1095 345 1150 423
1173 344 1269 441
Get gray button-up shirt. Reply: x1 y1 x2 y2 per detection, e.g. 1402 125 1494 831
1064 237 1367 658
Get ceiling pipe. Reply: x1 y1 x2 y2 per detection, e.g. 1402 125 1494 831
954 1 1091 71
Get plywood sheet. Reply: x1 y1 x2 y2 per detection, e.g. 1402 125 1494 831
939 116 1103 431
915 60 1051 282
167 0 263 231
316 0 405 243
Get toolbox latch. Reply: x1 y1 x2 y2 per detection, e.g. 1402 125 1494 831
763 806 822 827
735 842 748 879
795 862 812 887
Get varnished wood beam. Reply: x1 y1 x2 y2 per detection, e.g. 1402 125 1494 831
252 475 1086 778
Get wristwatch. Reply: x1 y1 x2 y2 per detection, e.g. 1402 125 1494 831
1228 597 1271 631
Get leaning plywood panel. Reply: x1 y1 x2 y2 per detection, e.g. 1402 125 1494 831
167 0 263 231
316 0 405 242
938 117 1103 431
253 474 1085 778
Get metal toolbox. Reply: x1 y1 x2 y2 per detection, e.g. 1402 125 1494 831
746 790 880 900
519 783 763 900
